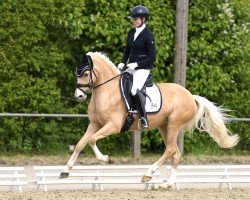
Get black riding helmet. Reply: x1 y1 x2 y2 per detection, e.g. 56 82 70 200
128 5 150 21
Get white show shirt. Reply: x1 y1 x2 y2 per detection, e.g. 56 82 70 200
134 24 146 41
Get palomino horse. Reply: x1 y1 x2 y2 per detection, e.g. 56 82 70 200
60 52 239 187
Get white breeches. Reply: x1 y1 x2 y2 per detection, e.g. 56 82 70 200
131 69 150 96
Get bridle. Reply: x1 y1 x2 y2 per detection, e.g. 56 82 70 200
75 55 124 95
76 71 97 95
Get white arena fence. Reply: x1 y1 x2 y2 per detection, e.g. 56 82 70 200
0 167 27 192
0 165 250 192
34 165 163 192
165 165 250 190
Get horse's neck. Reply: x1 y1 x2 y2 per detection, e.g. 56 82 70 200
92 64 120 105
90 77 122 125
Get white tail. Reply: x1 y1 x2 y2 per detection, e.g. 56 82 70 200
186 95 239 148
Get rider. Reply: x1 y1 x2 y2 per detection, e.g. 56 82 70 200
118 5 156 130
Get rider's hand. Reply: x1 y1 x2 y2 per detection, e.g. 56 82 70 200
127 62 138 70
117 63 125 70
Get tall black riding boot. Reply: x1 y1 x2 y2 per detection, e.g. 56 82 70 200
133 90 149 130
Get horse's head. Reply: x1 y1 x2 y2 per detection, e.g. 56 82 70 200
74 54 97 101
73 52 120 102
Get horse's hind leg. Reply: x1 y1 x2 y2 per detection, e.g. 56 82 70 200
159 145 181 189
168 146 181 185
141 122 181 183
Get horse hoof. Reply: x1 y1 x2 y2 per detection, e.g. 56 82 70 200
59 172 69 179
108 156 114 164
141 175 152 183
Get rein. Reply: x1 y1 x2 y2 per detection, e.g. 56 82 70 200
93 72 125 89
76 69 125 94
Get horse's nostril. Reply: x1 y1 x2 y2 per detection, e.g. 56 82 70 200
79 95 84 99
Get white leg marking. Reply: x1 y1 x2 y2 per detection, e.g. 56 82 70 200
158 167 177 189
62 151 79 173
167 167 177 186
91 144 109 163
145 163 158 176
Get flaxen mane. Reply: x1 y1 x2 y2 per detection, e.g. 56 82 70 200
87 52 120 73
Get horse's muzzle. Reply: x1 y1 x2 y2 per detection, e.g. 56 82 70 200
74 88 87 102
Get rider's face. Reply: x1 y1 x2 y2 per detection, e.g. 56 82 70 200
131 17 144 28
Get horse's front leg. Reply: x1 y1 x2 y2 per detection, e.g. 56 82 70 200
88 121 119 163
60 122 118 178
60 122 100 178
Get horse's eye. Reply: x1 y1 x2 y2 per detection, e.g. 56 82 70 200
83 72 89 77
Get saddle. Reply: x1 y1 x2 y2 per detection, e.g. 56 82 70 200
120 70 162 131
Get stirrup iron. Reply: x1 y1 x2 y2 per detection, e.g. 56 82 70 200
139 117 149 130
